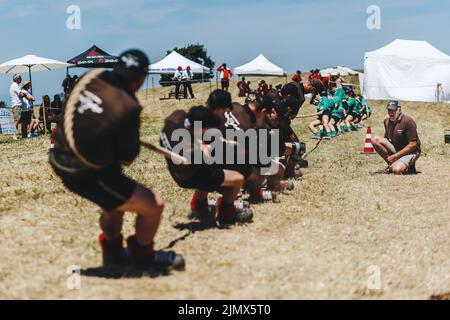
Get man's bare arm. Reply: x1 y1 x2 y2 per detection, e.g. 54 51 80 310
387 140 417 163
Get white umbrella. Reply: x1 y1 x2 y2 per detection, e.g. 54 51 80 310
0 55 72 93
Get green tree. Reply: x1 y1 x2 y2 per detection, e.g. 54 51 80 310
160 43 215 86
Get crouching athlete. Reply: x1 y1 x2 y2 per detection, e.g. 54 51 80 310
50 50 185 271
160 105 254 226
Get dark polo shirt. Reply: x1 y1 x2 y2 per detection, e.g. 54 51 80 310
384 113 421 154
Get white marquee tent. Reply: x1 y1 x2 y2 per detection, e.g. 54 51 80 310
148 51 210 74
363 39 450 102
234 54 286 76
320 66 358 77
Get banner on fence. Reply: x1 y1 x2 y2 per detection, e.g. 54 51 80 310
0 108 18 135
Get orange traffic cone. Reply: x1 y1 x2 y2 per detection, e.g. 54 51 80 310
362 126 376 154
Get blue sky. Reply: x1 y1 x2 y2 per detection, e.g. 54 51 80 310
1 0 450 104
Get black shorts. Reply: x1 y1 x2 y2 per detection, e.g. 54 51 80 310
331 115 341 123
221 163 253 179
350 112 361 120
51 153 136 211
221 79 230 89
319 110 331 121
172 165 225 192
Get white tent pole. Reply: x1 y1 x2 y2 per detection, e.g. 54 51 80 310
145 74 149 100
152 77 155 102
28 65 32 94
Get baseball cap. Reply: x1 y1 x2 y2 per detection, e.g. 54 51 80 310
186 106 221 129
207 89 233 110
258 95 275 112
281 83 299 98
284 96 299 111
113 49 149 81
273 99 289 120
387 100 400 111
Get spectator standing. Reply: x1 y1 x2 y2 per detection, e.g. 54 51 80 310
173 66 183 99
9 74 26 139
62 75 71 95
19 81 38 138
182 66 195 99
217 63 233 92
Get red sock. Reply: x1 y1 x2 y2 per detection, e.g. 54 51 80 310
126 235 155 266
190 193 208 210
98 233 123 256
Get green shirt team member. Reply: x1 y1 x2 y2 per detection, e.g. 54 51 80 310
309 94 334 138
344 92 362 130
360 96 372 120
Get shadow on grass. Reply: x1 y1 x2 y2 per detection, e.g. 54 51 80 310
81 265 172 279
371 169 422 175
166 219 218 248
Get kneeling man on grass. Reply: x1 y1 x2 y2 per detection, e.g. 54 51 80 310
372 101 421 175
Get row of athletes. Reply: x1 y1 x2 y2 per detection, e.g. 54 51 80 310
49 49 308 272
309 86 373 139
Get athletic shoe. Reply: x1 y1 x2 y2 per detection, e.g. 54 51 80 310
406 164 417 174
126 235 185 271
99 233 129 266
260 189 278 201
285 180 295 191
350 124 358 131
208 198 250 210
375 166 392 174
293 164 304 179
152 250 185 271
216 198 253 226
297 159 308 168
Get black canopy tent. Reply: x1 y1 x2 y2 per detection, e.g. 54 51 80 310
67 45 118 69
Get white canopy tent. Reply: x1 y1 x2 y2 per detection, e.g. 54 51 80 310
148 51 210 74
0 55 72 93
363 39 450 102
234 54 286 76
320 66 358 77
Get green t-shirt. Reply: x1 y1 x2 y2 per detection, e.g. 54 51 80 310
316 96 334 112
348 97 361 115
332 88 346 104
360 97 372 114
331 103 345 118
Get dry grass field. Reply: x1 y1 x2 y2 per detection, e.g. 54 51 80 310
0 75 449 299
